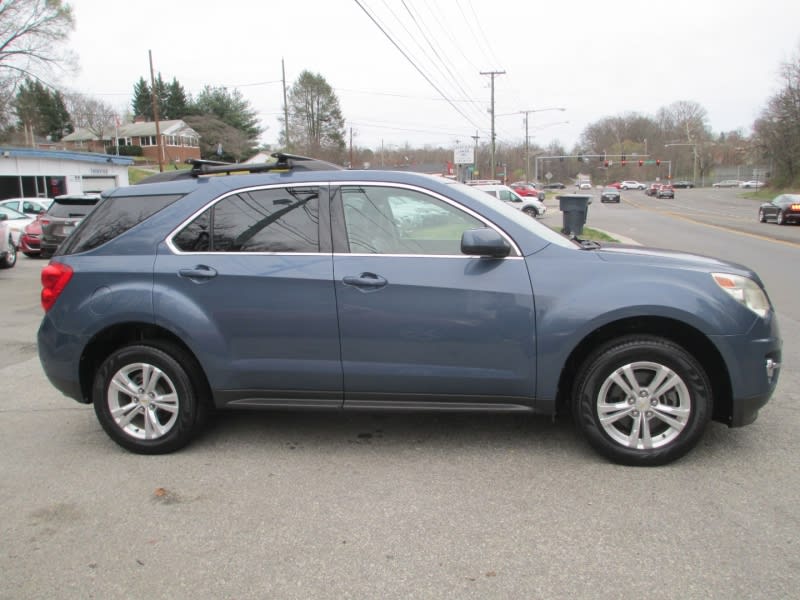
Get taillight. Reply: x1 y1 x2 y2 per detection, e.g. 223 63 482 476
41 262 73 312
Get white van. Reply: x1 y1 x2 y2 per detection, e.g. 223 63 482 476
471 183 546 217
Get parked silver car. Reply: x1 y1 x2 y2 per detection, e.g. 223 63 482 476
0 215 17 269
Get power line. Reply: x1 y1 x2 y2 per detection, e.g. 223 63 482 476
352 0 484 133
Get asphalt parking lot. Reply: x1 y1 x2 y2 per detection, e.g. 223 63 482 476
2 251 798 600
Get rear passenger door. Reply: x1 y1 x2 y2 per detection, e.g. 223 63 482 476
155 184 343 407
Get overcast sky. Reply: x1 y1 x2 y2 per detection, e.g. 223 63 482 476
64 0 799 153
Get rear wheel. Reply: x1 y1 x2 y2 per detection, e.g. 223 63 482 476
572 335 712 466
92 341 207 454
758 208 767 223
0 236 16 269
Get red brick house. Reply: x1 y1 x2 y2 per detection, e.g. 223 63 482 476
62 119 201 163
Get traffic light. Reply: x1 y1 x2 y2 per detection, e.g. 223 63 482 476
656 159 661 166
638 160 643 167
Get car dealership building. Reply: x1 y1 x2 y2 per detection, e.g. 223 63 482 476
0 147 133 200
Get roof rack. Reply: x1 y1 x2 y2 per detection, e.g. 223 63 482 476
135 152 343 184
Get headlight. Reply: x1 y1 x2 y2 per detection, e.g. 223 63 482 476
712 273 771 318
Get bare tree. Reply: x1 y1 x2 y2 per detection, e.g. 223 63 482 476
0 0 75 128
0 0 75 80
64 93 117 140
753 44 800 186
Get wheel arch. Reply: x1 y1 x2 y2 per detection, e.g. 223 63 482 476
555 316 733 424
79 322 212 408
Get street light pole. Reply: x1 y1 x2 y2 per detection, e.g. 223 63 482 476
519 107 566 182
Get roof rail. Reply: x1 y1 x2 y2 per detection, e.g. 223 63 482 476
135 152 343 184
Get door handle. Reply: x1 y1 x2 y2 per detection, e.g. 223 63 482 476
342 272 388 289
178 265 218 280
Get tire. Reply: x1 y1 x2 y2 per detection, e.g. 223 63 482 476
92 341 208 454
572 335 712 466
776 211 785 225
522 207 537 217
758 208 767 223
23 251 37 258
0 236 17 269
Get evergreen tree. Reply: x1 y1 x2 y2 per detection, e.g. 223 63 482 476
190 85 261 139
131 77 151 120
164 77 189 120
13 78 72 142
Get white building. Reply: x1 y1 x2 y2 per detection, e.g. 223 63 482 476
0 147 134 199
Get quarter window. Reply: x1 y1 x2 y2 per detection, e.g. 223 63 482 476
341 186 483 255
173 186 320 253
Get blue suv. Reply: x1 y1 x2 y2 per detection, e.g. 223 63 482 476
37 154 782 465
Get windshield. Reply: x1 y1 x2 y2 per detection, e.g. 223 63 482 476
0 206 28 221
451 182 578 249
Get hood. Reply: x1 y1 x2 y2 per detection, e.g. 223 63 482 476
595 244 755 277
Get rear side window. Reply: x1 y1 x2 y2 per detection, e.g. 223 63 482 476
59 194 183 255
173 186 320 253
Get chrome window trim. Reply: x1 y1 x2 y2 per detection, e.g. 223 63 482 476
165 180 522 258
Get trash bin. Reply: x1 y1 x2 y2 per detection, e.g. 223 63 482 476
557 194 592 236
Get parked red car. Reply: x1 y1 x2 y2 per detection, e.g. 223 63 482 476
19 215 43 257
607 181 622 189
509 181 546 201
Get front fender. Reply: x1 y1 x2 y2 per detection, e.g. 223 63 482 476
525 248 757 403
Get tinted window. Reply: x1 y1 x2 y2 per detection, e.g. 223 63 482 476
47 198 101 218
173 186 320 253
60 194 184 255
342 185 482 255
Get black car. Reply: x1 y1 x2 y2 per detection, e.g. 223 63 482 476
672 181 695 189
543 182 565 189
758 194 800 225
600 187 621 203
39 194 103 258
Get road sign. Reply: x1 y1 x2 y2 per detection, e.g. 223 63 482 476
545 171 552 180
454 146 474 165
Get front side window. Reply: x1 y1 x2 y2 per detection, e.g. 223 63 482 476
173 186 320 253
341 186 483 255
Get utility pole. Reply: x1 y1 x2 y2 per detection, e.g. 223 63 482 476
480 70 504 179
148 50 164 172
282 58 290 151
470 130 480 179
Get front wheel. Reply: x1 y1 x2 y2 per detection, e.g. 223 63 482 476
92 342 207 454
776 211 785 225
522 207 537 218
758 208 767 223
572 335 712 466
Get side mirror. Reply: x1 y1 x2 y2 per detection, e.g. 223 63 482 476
461 227 511 258
0 213 7 221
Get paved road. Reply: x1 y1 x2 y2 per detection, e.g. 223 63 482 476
1 200 798 599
